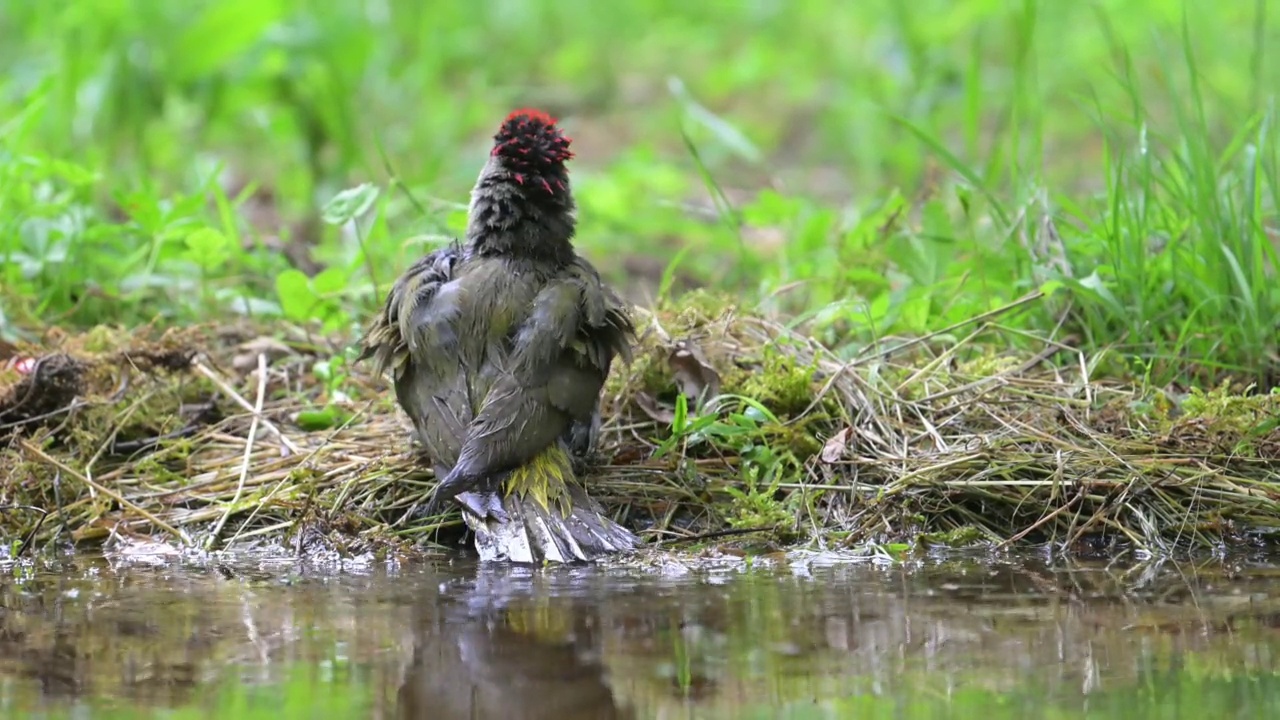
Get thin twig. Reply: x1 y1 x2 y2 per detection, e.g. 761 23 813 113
194 358 301 455
206 353 268 550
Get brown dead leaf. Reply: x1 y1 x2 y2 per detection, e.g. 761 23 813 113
635 391 675 424
232 336 297 373
820 427 852 463
633 339 724 424
669 339 721 410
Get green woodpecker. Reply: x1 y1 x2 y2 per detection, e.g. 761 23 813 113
359 109 639 563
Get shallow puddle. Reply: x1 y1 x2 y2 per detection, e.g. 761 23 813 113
2 550 1279 718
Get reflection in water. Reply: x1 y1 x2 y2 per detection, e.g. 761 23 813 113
2 552 1280 718
396 570 633 719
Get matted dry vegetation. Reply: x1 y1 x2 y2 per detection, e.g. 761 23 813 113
3 293 1280 558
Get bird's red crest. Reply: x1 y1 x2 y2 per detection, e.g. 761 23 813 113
491 108 574 169
504 108 559 126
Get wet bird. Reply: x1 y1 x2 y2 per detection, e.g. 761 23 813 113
358 109 640 563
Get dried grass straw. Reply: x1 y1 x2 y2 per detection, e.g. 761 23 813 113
3 299 1279 556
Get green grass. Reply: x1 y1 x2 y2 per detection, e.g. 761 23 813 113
1 0 1277 385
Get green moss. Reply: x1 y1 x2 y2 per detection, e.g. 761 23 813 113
656 289 741 326
287 466 325 485
625 351 671 397
130 453 192 486
957 353 1023 378
724 489 795 537
919 526 989 549
1179 381 1279 432
735 344 821 418
757 419 825 461
79 325 121 354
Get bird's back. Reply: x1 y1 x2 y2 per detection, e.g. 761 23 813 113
394 254 548 469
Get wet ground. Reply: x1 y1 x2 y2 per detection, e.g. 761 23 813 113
2 549 1279 719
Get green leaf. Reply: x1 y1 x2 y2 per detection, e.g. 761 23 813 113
313 356 348 385
672 393 689 434
882 543 912 560
184 228 231 269
313 359 336 383
890 113 1009 227
312 266 348 296
741 189 803 226
294 407 351 432
1039 279 1064 297
168 0 285 80
445 208 470 235
48 159 99 187
669 76 763 163
275 269 315 322
1074 270 1124 314
322 184 381 226
658 245 692 301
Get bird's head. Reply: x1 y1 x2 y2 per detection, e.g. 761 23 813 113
467 109 578 262
487 108 574 198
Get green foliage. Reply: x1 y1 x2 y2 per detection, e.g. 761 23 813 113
275 267 346 330
656 393 808 534
1 0 1277 388
293 355 354 431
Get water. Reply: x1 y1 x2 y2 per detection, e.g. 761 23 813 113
2 549 1279 719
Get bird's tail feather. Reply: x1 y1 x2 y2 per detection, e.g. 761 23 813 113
454 445 638 564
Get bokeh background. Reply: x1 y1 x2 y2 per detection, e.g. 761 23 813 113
1 0 1276 383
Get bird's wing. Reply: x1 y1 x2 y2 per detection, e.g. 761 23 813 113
508 258 634 393
357 241 463 379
